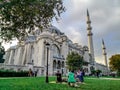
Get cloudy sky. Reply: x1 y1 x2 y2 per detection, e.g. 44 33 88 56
2 0 120 65
52 0 120 64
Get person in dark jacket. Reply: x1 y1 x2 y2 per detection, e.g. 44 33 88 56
56 71 62 83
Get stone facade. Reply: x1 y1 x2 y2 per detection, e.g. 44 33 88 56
1 26 92 76
96 63 109 75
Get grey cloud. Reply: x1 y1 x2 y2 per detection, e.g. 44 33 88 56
53 0 120 62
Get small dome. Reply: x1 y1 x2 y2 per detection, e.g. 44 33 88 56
34 29 41 35
40 30 52 36
83 46 89 51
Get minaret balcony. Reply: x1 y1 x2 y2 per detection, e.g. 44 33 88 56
87 27 92 30
103 53 107 55
87 33 93 36
87 21 91 24
103 47 106 49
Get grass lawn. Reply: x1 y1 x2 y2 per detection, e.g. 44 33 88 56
0 77 120 90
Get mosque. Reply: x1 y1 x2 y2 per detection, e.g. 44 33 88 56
0 10 109 76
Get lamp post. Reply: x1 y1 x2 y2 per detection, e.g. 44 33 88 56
45 42 50 83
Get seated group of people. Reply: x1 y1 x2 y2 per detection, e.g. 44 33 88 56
56 70 84 87
68 70 84 87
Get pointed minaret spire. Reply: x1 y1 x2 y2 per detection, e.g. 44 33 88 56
102 39 106 55
86 9 95 68
102 39 109 75
86 9 91 24
87 9 89 16
102 39 106 50
102 39 105 46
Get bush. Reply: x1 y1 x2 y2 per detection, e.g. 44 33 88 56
91 70 96 75
0 70 29 77
117 70 120 76
91 70 102 76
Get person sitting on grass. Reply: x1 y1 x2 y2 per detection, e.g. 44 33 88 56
68 70 79 87
56 71 62 83
77 69 84 83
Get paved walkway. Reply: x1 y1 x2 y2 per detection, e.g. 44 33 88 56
87 77 120 80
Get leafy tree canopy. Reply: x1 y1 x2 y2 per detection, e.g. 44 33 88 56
66 52 84 70
109 54 120 71
0 0 65 42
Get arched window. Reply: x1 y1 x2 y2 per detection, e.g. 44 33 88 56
30 45 34 63
57 61 61 69
53 60 56 69
53 44 60 57
62 61 64 68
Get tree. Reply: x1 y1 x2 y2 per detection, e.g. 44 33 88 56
66 52 84 70
0 42 5 63
0 0 65 42
109 54 120 76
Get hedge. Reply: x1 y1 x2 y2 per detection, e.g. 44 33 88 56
0 70 29 77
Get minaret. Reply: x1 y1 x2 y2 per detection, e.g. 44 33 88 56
102 39 109 75
86 9 95 66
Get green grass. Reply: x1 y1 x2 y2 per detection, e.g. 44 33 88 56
0 77 120 90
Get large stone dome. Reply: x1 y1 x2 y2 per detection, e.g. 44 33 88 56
25 25 64 42
48 25 64 35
